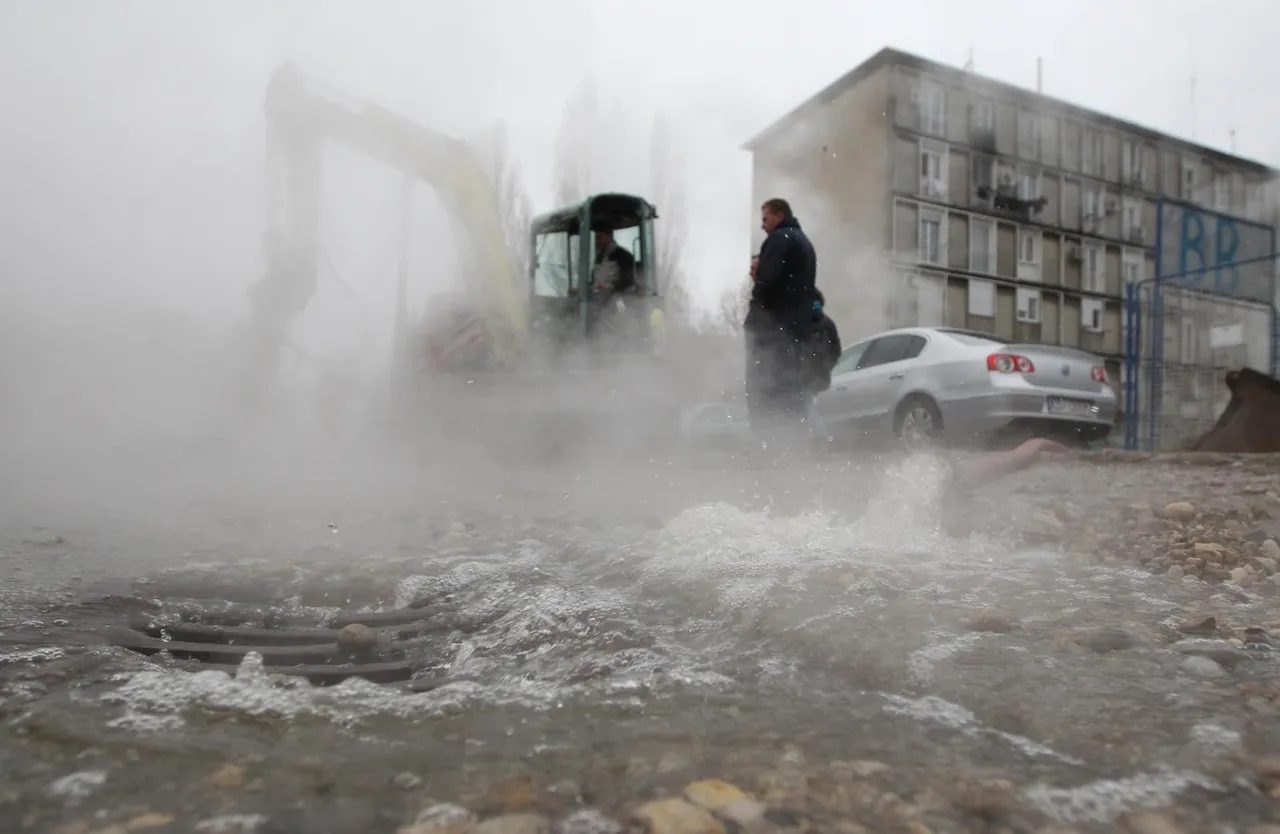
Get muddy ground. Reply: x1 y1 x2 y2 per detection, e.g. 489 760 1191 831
1 450 1278 834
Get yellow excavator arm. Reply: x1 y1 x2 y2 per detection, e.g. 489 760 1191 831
257 63 526 369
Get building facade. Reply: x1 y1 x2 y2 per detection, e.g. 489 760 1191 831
744 48 1277 404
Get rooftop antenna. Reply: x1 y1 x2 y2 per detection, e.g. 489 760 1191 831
1036 56 1043 94
963 46 975 72
1188 38 1198 141
1229 91 1238 154
1189 74 1198 141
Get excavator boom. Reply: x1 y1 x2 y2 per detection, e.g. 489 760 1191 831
257 63 525 370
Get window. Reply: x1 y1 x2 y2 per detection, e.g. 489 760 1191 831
1083 188 1101 230
919 144 947 199
858 334 926 370
972 155 994 192
888 273 920 327
1018 228 1039 264
995 162 1017 193
1122 250 1143 285
971 98 996 132
969 217 994 273
1018 109 1039 156
1083 244 1104 292
832 340 870 376
1180 318 1198 364
919 210 943 265
1082 298 1104 333
1015 287 1041 323
968 278 996 317
913 272 945 326
1122 140 1143 184
1246 182 1264 219
1212 173 1229 212
1181 159 1197 201
915 80 947 136
1082 130 1104 176
1018 167 1040 200
1123 198 1143 242
534 231 573 297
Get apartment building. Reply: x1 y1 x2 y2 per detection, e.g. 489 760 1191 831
743 47 1277 387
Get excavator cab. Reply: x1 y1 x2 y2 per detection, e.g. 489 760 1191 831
529 192 660 356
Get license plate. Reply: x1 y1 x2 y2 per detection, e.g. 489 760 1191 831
1046 397 1096 416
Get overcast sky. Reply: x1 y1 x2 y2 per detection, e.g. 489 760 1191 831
1 0 1275 338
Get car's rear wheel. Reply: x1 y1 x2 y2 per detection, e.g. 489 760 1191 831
894 396 945 450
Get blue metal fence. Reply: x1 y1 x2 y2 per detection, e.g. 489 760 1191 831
1121 199 1278 451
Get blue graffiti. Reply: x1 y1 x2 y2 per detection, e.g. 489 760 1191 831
1175 207 1240 296
1216 217 1240 295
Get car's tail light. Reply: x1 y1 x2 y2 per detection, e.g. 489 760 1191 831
987 353 1036 374
1091 366 1108 383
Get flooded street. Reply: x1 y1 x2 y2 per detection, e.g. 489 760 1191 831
1 450 1278 834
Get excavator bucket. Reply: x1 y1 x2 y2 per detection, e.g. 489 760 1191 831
1188 367 1280 453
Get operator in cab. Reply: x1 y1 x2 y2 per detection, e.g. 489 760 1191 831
591 229 638 295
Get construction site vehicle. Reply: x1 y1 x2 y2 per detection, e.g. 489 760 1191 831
416 191 678 457
527 192 662 358
245 64 686 454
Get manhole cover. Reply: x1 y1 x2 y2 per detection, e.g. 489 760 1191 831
48 574 479 692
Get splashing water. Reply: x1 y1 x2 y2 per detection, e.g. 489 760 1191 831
1 450 1248 828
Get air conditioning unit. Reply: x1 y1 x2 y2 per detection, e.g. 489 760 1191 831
1128 225 1145 242
1067 245 1083 263
1105 196 1120 214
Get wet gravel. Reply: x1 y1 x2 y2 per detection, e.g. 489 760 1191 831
1 448 1279 834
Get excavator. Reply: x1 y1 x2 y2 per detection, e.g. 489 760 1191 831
242 64 680 455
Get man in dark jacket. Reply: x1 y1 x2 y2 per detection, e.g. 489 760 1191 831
743 198 818 446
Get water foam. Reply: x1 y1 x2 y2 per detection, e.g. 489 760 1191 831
47 769 106 804
881 693 1083 765
1022 769 1221 824
100 662 568 732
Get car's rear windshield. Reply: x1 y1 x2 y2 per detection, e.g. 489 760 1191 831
936 329 1009 348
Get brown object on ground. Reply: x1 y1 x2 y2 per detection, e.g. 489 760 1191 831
1189 368 1280 453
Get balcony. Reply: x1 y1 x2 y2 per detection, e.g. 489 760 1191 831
975 180 1048 220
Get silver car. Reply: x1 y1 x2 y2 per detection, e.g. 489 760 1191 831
813 326 1117 448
